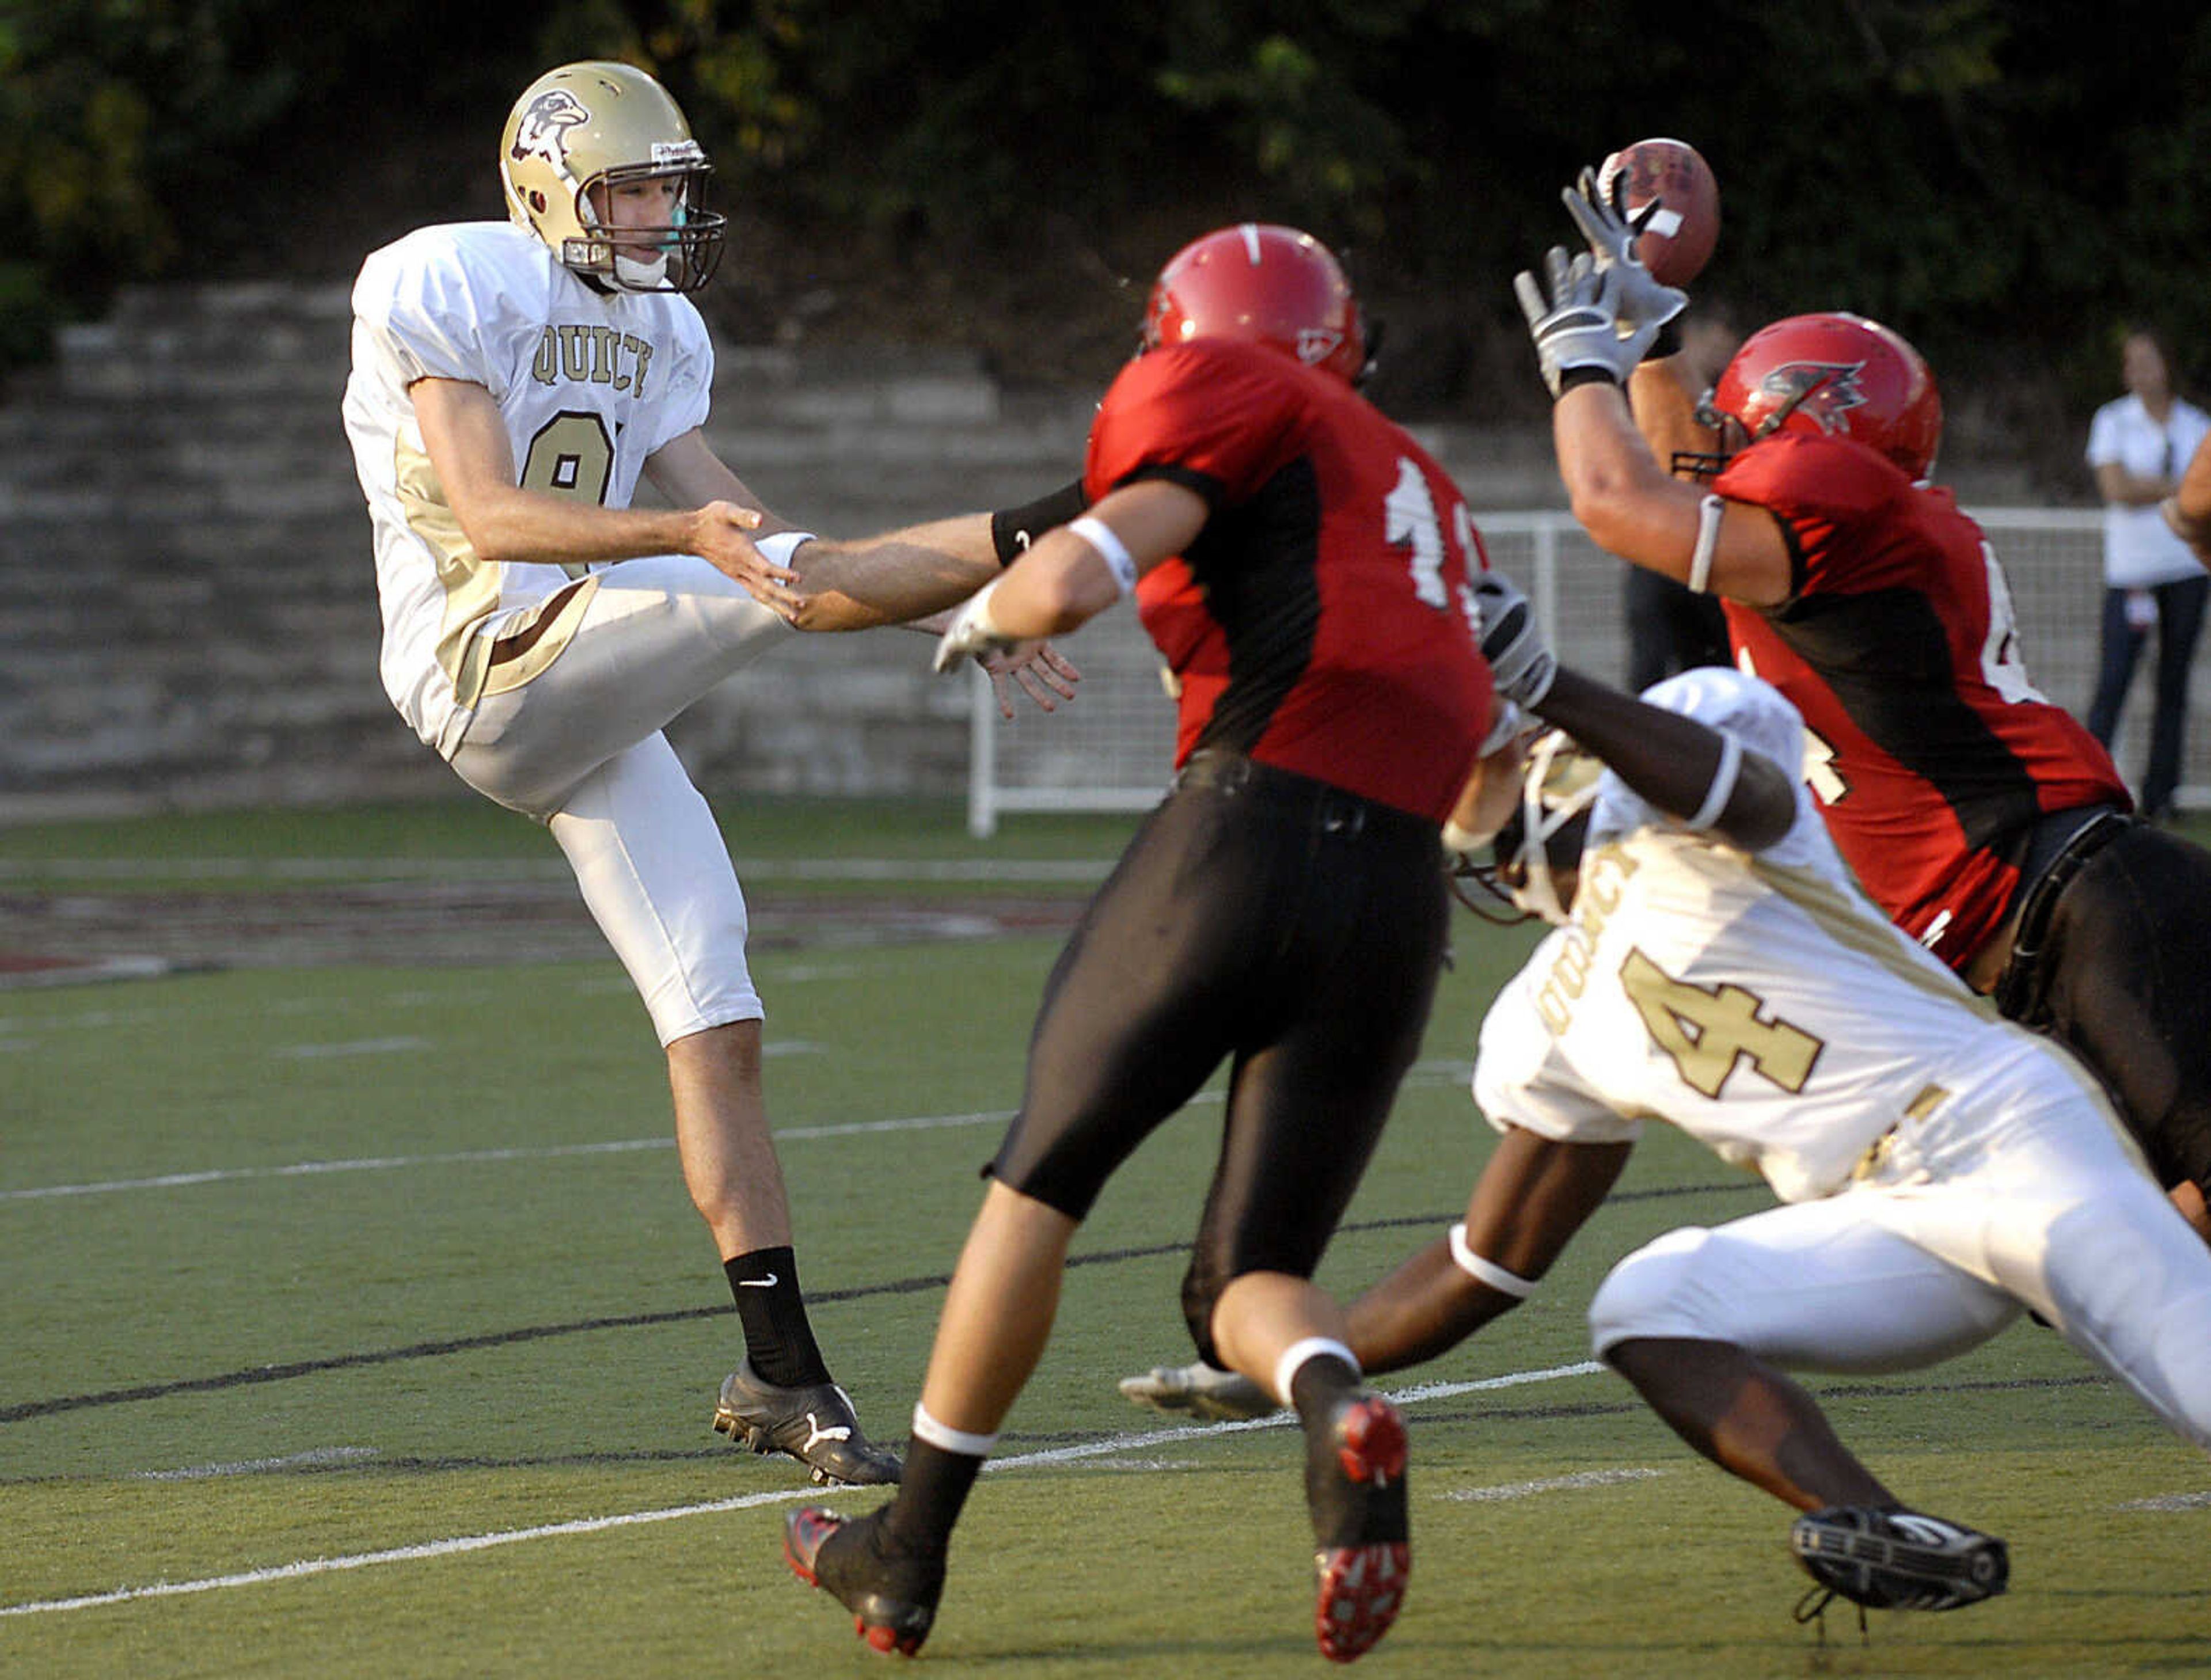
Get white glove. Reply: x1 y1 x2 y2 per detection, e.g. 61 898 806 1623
931 580 1018 673
1472 571 1557 707
1563 166 1688 346
1514 246 1682 399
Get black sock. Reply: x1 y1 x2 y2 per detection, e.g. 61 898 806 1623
1289 1351 1363 1430
724 1246 830 1388
882 1437 985 1556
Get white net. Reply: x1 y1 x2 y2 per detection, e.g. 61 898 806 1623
968 508 2195 833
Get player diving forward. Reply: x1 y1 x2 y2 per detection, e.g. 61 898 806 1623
1129 621 2211 1618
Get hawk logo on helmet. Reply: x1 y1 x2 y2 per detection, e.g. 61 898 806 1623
1295 327 1346 367
1757 360 1867 435
510 90 590 169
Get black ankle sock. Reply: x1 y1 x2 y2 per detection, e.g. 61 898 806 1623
882 1437 985 1556
724 1246 830 1387
1289 1351 1363 1430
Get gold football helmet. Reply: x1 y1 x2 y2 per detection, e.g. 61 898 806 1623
499 61 725 294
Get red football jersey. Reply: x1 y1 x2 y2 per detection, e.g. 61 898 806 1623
1715 432 2128 969
1085 337 1492 822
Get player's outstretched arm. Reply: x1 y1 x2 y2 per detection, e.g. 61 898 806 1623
416 384 802 613
1119 1125 1631 1415
1532 666 1795 853
929 478 1207 670
1345 1126 1632 1375
1474 572 1792 853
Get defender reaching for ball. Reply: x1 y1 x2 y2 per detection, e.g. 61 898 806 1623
782 223 1503 1663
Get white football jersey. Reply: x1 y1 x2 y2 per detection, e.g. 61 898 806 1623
1474 669 2049 1204
343 221 715 755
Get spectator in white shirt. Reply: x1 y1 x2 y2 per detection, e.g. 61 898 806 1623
2084 330 2211 822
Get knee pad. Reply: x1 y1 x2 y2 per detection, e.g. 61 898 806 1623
1589 1225 1717 1358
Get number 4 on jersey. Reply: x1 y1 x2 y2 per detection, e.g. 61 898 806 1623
1619 947 1823 1099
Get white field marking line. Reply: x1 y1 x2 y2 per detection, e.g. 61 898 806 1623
0 1112 1019 1203
0 856 1114 884
2117 1490 2211 1511
0 1362 1607 1620
134 1447 381 1482
270 1037 432 1061
1439 1467 1669 1502
2 1057 1471 1204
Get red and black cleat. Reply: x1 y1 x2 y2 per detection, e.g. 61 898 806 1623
784 1504 941 1658
1307 1393 1411 1663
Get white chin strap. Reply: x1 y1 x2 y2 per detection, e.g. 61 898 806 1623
613 249 672 288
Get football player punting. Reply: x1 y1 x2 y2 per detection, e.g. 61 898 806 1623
782 224 1506 1662
1517 172 2211 1242
343 59 1084 1489
1130 640 2211 1622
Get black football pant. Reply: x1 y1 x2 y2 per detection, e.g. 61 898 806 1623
2009 818 2211 1196
989 751 1449 1367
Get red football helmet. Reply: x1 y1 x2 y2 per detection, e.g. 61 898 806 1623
1143 223 1366 385
1701 312 1943 481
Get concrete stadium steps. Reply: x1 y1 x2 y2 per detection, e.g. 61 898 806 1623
0 283 1092 817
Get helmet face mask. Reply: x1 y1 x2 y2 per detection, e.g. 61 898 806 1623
1141 223 1367 385
500 62 727 295
1454 731 1605 926
1701 312 1943 481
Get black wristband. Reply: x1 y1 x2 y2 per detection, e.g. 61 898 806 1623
990 477 1091 565
1556 365 1623 397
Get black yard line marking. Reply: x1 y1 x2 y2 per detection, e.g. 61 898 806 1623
3 1183 1760 1425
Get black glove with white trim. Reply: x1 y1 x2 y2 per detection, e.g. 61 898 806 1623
1472 571 1556 708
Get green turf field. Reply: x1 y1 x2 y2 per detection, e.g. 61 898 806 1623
3 797 2208 1677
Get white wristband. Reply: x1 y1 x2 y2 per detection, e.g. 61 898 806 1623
1685 494 1723 594
1685 733 1743 831
755 530 815 567
911 1401 998 1459
1449 1222 1537 1297
1067 515 1139 596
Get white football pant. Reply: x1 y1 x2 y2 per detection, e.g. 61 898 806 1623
450 555 791 1044
1589 1048 2211 1451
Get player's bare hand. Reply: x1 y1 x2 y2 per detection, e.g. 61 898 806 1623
690 502 806 618
982 640 1082 717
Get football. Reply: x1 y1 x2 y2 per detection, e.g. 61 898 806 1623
1595 137 1720 287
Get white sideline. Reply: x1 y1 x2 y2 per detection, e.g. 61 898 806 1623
0 1362 1606 1620
0 1059 1479 1204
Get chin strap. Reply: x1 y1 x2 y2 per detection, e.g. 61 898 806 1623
613 249 673 289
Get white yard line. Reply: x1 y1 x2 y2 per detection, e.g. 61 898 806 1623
0 1060 1476 1205
0 857 1115 884
0 1362 1606 1620
0 1112 1013 1203
1438 1467 1668 1502
133 1447 381 1482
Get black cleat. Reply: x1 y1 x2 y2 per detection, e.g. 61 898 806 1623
1791 1505 2008 1616
784 1505 941 1657
1304 1391 1411 1663
712 1360 903 1487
